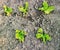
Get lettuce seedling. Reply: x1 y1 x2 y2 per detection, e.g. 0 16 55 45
36 28 51 44
38 1 55 14
15 30 27 43
3 5 13 16
18 2 29 15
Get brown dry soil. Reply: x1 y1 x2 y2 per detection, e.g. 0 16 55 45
0 0 60 50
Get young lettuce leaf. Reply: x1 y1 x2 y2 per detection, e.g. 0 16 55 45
18 2 29 14
38 1 55 14
3 5 13 16
44 6 55 14
43 1 48 10
36 28 51 44
15 30 27 43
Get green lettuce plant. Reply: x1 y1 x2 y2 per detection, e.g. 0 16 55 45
18 2 29 15
15 30 27 42
38 1 55 14
3 5 13 16
36 28 51 44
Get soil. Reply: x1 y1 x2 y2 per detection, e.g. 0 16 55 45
0 0 60 50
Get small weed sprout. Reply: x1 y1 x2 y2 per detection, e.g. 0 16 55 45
18 2 29 15
38 1 55 14
3 5 13 16
15 30 27 43
36 28 51 44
